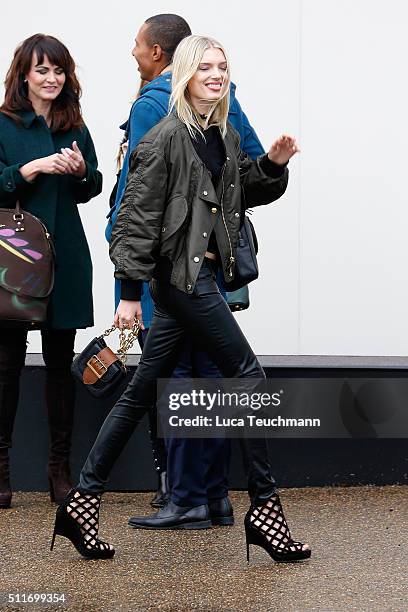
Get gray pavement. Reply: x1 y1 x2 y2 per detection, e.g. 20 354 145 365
0 486 407 611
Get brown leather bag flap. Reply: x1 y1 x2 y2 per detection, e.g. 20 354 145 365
83 347 119 385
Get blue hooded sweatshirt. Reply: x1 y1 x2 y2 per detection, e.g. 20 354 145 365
106 73 265 326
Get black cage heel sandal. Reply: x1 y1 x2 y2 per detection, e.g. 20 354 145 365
50 489 115 559
244 494 311 563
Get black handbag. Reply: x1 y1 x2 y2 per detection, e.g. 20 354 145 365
71 321 140 398
227 215 259 292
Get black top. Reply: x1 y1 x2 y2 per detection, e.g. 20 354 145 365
191 124 226 183
191 125 226 256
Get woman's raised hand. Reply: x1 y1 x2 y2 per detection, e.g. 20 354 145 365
39 153 75 175
58 141 86 177
267 135 300 165
19 153 70 180
19 142 86 181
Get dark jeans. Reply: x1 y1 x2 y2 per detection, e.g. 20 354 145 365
141 327 230 506
162 336 230 506
0 327 76 452
79 260 277 505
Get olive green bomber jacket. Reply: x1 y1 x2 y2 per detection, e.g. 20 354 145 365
110 114 288 295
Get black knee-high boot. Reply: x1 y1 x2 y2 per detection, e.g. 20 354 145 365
46 372 75 504
42 329 76 504
0 378 19 508
0 333 26 509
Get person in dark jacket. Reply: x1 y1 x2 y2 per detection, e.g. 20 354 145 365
0 34 102 508
52 35 311 564
107 14 265 519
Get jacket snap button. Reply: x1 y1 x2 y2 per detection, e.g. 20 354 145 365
203 190 208 196
203 232 207 238
187 284 192 291
234 212 240 218
211 208 217 213
193 256 200 263
162 227 166 232
226 156 230 161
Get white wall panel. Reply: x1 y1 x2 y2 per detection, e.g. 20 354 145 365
217 0 301 354
300 0 408 354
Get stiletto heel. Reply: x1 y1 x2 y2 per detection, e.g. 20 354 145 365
244 493 311 564
50 488 115 559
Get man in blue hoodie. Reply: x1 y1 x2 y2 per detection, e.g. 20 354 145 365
107 14 265 530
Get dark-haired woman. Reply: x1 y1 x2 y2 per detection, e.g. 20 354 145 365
0 34 102 507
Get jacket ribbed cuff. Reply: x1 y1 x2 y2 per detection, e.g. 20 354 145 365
120 279 142 301
259 155 287 178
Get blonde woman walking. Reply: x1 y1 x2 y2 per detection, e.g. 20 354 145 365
51 35 311 564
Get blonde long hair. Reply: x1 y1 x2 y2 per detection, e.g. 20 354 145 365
169 35 230 138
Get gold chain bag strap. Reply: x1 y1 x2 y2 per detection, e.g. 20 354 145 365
71 319 141 398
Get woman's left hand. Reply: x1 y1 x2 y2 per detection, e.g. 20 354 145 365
268 135 300 165
58 141 87 178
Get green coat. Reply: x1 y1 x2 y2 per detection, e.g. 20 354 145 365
0 110 102 329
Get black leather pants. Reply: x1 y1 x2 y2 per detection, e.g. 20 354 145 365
79 260 277 505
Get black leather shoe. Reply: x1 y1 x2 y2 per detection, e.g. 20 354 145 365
209 497 234 526
128 500 212 530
